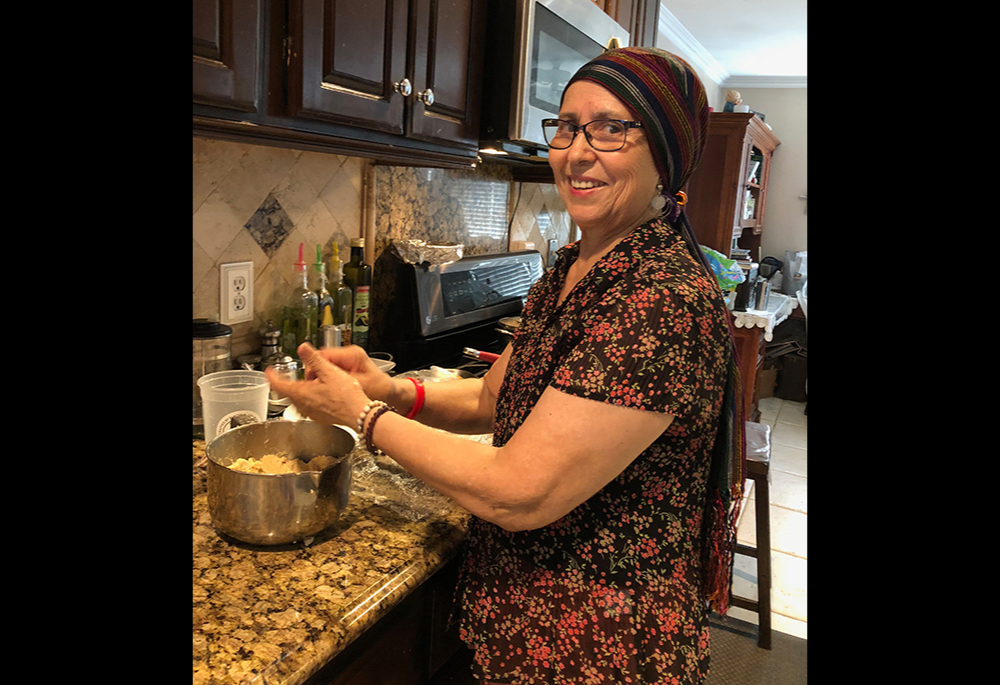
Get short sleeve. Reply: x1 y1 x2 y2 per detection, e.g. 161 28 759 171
549 264 729 419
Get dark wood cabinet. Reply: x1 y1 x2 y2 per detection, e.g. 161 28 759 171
287 0 484 149
287 0 410 135
193 0 487 167
192 0 262 112
407 0 486 148
192 0 656 170
302 554 465 685
684 113 781 259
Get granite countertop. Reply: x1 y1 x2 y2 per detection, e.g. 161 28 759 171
192 435 473 685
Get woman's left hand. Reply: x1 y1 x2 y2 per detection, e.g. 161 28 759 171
265 343 371 428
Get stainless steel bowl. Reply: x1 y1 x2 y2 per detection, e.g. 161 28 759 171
206 420 356 545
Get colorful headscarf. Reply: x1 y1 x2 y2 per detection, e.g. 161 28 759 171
565 47 710 222
565 47 746 615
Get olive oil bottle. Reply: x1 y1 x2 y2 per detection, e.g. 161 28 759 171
280 243 318 359
341 238 371 350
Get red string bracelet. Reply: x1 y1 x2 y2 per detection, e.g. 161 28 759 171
404 377 425 419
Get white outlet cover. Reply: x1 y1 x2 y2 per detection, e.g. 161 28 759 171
220 261 254 324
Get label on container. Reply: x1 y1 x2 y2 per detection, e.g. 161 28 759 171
213 410 262 439
352 286 370 345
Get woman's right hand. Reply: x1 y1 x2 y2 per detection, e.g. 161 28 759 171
303 344 397 404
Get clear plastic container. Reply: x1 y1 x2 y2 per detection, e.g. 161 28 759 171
193 319 233 434
197 370 269 444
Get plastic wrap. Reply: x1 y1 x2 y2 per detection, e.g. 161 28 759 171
700 246 746 291
350 368 491 521
392 240 463 268
744 421 771 464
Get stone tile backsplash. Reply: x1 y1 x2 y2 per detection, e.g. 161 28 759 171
193 136 573 358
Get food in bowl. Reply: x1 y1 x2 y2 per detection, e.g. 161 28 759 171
228 453 340 474
206 420 356 545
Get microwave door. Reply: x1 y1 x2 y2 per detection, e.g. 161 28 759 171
516 0 629 149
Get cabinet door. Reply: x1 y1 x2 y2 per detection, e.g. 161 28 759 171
750 148 773 235
736 135 755 230
288 0 410 135
407 0 486 148
193 0 261 112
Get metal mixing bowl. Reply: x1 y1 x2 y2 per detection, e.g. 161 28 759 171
206 420 356 545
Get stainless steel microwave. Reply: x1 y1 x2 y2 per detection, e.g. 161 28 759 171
479 0 630 161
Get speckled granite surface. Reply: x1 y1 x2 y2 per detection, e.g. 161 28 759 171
193 438 470 685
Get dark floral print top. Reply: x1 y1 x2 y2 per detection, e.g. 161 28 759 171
456 217 733 684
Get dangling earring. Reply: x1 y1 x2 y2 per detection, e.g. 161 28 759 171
650 182 666 212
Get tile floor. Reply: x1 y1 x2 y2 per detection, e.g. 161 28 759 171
728 396 807 640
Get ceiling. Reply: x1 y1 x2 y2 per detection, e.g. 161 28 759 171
657 0 807 88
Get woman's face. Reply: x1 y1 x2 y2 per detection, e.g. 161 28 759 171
548 80 660 236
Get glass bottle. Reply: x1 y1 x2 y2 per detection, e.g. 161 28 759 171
280 243 319 361
313 244 336 329
329 244 353 346
341 237 372 350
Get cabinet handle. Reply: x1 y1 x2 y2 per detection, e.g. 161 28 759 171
393 78 412 97
417 88 434 106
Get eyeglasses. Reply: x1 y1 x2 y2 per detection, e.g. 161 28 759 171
541 118 644 152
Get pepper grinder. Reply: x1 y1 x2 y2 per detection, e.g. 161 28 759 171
261 320 282 363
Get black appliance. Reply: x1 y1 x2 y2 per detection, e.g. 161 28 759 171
370 248 545 375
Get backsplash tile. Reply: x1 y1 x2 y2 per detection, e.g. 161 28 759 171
193 136 572 359
373 165 511 259
244 193 294 258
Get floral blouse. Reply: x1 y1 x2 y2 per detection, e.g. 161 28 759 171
456 217 733 684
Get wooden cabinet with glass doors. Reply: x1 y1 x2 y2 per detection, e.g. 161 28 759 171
684 112 781 259
683 112 780 422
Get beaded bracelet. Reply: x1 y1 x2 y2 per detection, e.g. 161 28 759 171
364 403 394 455
404 377 425 419
356 400 388 435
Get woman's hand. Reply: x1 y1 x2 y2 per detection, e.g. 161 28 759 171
265 343 373 427
301 344 396 402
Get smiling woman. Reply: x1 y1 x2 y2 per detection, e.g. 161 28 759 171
545 79 662 260
267 47 746 685
446 48 748 685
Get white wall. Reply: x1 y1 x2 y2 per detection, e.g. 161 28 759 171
734 87 807 262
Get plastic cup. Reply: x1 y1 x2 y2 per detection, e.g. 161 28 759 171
198 370 270 443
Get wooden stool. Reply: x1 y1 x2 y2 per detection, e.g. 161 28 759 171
730 421 772 649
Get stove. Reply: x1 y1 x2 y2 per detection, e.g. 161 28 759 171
369 248 544 376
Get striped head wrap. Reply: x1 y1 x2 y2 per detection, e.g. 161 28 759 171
565 47 746 615
565 47 710 221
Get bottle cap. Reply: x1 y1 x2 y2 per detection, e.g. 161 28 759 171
313 244 324 272
350 238 365 248
295 243 307 271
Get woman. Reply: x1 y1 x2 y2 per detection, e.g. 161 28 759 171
268 47 745 685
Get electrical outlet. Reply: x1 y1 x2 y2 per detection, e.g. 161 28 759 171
220 261 253 324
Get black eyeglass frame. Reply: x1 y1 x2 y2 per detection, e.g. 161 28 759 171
541 118 644 152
